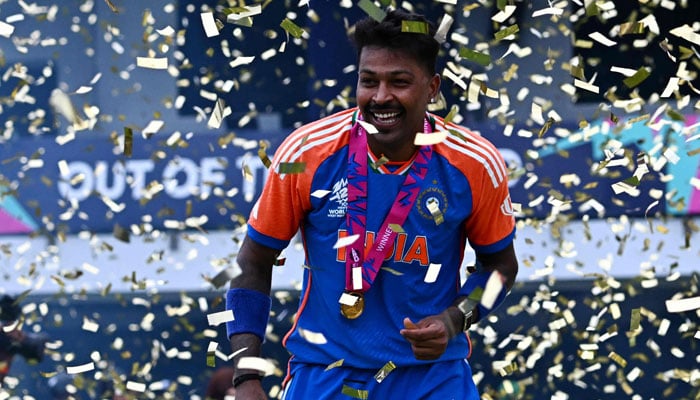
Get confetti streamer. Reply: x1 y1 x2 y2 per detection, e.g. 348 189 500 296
206 341 218 367
459 47 492 67
207 310 234 326
66 362 95 374
374 361 397 383
207 98 227 129
358 0 386 22
124 127 133 157
333 234 360 249
401 21 429 34
136 57 168 70
424 263 441 283
0 21 15 38
480 271 505 309
104 0 119 13
494 24 519 41
200 12 219 37
414 130 448 146
126 381 147 393
341 385 369 399
277 162 306 174
434 14 453 43
311 189 331 198
338 292 360 306
426 198 444 225
298 327 328 344
358 120 378 134
665 296 700 313
492 5 517 23
237 357 276 376
325 359 345 371
623 67 651 88
280 18 305 39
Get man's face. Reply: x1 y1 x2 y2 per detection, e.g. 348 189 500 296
356 46 439 159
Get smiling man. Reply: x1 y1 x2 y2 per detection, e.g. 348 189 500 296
225 9 518 400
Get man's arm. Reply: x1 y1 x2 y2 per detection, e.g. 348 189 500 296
460 241 519 323
475 241 519 290
228 235 278 398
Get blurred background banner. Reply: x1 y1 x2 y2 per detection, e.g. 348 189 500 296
2 114 699 236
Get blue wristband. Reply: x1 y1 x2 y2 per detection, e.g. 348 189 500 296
225 288 272 342
458 269 508 322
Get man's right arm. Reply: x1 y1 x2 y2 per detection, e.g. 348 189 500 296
228 235 279 399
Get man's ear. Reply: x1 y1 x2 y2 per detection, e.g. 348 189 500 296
429 73 441 101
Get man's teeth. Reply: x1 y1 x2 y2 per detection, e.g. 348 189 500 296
374 113 399 119
373 112 399 121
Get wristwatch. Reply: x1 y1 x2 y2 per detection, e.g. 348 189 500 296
456 298 478 332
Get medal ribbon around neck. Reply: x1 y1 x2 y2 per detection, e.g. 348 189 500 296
344 115 433 293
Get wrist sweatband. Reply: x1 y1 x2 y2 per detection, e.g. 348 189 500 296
225 288 272 342
233 373 263 388
458 269 508 322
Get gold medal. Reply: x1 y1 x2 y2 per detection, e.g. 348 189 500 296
340 292 364 319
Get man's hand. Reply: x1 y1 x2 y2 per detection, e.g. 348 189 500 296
399 315 451 360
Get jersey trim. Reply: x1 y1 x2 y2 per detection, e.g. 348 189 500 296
272 109 355 174
246 224 289 251
471 227 516 255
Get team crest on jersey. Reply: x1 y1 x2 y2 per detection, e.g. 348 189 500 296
416 187 448 221
327 178 348 218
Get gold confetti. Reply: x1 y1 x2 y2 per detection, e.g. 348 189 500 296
358 0 387 22
341 385 369 399
494 24 519 41
277 162 306 174
401 21 429 34
374 361 397 383
459 47 491 67
280 18 305 39
123 126 133 157
623 67 651 89
258 140 272 169
113 224 130 243
608 351 628 368
325 359 345 371
104 0 119 13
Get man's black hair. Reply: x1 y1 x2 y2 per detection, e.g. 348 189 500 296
351 9 440 76
0 295 21 322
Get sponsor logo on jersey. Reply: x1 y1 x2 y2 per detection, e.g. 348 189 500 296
500 194 514 216
327 178 348 218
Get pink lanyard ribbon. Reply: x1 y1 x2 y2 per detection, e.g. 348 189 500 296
345 116 433 293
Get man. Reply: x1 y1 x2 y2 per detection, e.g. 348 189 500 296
226 9 518 400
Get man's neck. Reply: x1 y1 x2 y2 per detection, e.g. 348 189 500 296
367 136 418 162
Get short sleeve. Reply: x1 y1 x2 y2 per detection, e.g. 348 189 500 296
464 150 516 254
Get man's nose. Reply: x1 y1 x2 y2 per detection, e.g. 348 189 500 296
372 82 392 103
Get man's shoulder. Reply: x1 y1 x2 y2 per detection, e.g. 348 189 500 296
430 114 508 187
430 113 495 147
293 108 356 135
273 108 355 167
